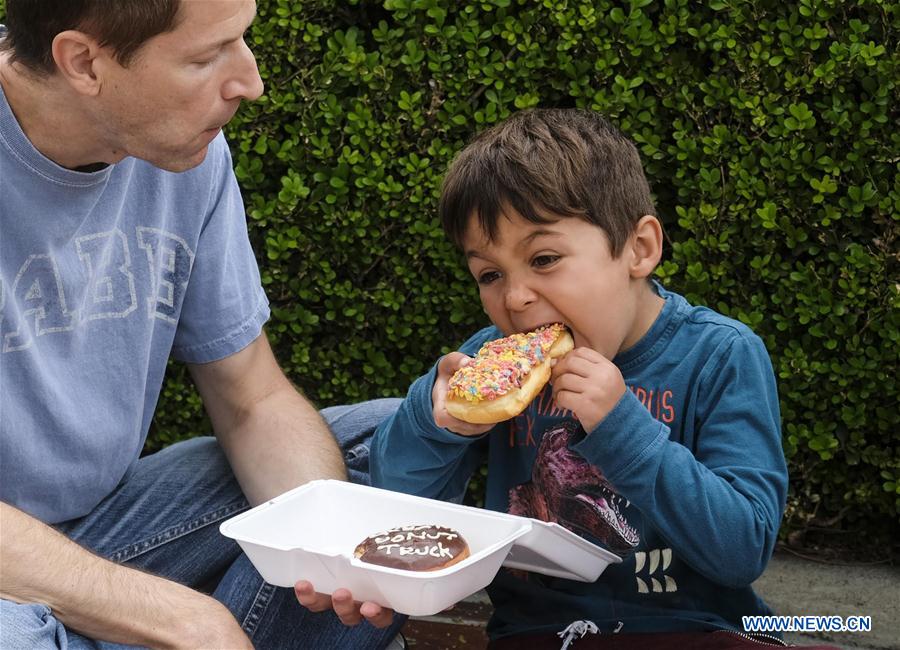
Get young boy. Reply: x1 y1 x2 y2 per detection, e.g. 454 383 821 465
370 109 837 649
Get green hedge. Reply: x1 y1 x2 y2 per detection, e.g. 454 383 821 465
3 0 897 543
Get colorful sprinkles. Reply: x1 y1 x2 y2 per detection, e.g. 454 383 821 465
447 324 567 403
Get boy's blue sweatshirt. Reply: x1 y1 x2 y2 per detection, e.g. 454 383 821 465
370 284 788 639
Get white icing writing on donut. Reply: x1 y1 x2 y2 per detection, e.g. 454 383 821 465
374 542 454 557
374 530 458 544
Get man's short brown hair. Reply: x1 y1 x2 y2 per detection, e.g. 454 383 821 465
0 0 181 75
439 108 656 257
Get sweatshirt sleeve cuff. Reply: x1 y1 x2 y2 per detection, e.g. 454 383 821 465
572 389 668 480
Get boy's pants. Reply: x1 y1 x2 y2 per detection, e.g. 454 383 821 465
0 398 405 650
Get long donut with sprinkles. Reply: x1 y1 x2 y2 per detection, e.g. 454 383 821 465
446 324 574 424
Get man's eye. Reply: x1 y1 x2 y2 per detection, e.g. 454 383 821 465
192 50 221 67
477 271 501 285
533 255 559 268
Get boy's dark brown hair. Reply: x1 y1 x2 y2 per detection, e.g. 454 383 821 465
0 0 181 76
439 108 656 257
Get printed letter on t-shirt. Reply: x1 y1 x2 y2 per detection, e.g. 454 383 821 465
1 255 75 352
137 227 194 324
76 229 137 322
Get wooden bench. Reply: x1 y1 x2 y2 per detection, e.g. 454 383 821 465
402 591 492 648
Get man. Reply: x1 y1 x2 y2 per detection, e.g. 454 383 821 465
0 1 402 647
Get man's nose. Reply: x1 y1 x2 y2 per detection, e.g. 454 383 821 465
223 40 265 102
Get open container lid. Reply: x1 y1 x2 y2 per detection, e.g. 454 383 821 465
502 518 622 581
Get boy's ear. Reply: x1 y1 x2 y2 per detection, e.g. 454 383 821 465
51 30 107 96
628 215 663 279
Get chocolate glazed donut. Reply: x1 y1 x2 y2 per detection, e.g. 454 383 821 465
354 525 470 571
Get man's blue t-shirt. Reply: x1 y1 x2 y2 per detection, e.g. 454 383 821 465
0 84 270 523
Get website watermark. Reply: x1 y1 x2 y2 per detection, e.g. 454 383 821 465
743 615 872 633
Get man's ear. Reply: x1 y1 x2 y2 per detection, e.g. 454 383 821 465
50 30 107 96
628 215 663 279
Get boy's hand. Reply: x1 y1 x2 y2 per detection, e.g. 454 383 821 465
550 348 626 433
432 352 495 436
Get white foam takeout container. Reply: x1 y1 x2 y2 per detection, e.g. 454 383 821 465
220 480 621 616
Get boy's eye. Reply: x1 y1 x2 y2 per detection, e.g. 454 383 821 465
477 270 501 285
532 254 559 268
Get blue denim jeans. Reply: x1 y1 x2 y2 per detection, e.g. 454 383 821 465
0 398 405 649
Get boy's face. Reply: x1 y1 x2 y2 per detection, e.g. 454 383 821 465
92 0 263 171
462 208 656 359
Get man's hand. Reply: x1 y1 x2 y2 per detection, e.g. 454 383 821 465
432 352 494 436
294 581 395 628
550 347 626 433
